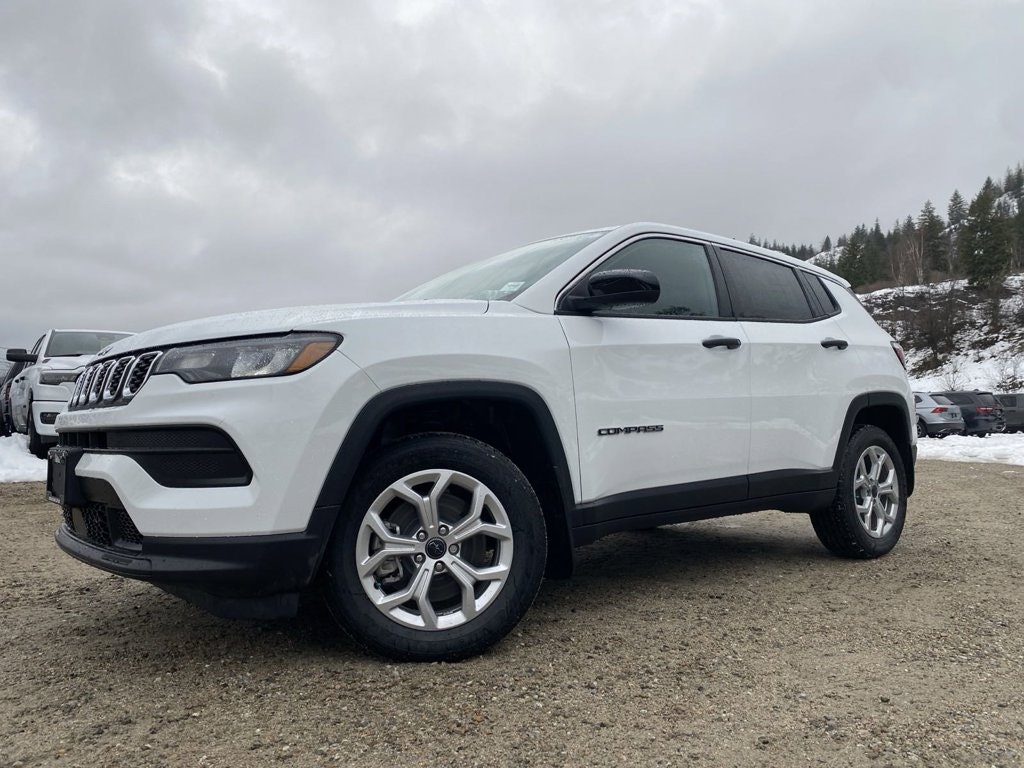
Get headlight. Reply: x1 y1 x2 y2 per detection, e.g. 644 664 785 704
153 333 341 384
40 370 83 385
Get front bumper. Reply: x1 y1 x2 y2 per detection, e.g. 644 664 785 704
55 512 334 618
32 398 67 438
55 351 378 537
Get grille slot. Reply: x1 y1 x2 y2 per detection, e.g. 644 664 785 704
103 356 133 400
123 352 161 398
88 360 114 404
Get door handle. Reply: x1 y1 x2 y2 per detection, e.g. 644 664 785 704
820 338 849 350
702 336 742 350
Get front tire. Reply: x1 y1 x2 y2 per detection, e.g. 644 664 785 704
811 425 907 559
324 433 547 661
26 402 47 460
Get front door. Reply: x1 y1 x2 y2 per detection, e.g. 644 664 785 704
559 237 751 504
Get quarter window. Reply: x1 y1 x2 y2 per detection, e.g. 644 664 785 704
718 250 814 321
589 239 719 318
802 273 840 317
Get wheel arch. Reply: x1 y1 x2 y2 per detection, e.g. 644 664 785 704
835 392 916 496
312 381 577 578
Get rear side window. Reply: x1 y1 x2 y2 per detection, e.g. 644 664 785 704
718 250 813 321
999 395 1017 406
913 395 922 404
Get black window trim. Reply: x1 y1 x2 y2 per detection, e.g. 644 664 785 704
555 234 736 322
710 245 842 325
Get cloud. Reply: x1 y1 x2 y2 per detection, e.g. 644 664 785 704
1 0 1022 344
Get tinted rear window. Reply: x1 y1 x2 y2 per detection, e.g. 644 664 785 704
717 250 813 321
943 393 972 405
932 395 953 405
976 393 997 406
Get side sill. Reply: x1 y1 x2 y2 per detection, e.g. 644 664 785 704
569 489 836 547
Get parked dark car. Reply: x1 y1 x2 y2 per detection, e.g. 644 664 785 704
1 359 27 437
932 390 1001 436
996 393 1024 433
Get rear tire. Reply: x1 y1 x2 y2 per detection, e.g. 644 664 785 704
324 433 547 662
811 425 907 559
915 419 926 439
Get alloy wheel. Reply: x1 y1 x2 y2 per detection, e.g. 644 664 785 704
852 445 900 538
355 469 514 630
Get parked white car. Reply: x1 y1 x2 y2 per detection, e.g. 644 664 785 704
6 329 132 457
50 223 914 661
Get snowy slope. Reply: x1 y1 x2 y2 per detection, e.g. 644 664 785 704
859 273 1024 391
808 246 843 269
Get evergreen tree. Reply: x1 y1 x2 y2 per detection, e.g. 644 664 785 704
1012 164 1024 196
822 235 832 253
947 190 968 273
835 227 866 286
917 200 946 273
948 190 967 228
961 184 1013 289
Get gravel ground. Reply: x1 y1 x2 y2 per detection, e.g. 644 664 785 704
1 461 1022 767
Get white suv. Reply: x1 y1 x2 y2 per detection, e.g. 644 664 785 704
50 223 915 661
6 329 132 458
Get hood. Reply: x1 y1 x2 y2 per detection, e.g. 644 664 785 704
99 300 490 357
38 355 93 371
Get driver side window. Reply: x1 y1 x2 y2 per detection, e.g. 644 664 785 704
591 238 719 318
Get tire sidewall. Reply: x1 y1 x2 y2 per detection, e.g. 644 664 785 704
837 426 908 557
27 398 43 458
324 433 547 660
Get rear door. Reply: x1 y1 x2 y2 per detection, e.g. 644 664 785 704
715 249 855 493
560 236 751 504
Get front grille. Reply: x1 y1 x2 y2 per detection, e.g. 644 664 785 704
70 351 161 410
62 503 143 551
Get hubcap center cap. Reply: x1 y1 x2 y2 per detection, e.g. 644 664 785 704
425 538 447 559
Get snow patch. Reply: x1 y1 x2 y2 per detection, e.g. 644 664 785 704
0 435 46 482
917 433 1024 467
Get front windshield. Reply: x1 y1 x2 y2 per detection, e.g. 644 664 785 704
398 230 608 302
45 332 132 357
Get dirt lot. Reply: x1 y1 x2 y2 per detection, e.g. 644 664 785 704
1 461 1022 768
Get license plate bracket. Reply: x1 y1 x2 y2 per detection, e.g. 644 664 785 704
47 447 86 507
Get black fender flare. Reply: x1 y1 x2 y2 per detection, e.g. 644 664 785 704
308 380 577 574
834 391 915 496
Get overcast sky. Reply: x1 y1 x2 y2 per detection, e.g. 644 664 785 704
2 0 1023 345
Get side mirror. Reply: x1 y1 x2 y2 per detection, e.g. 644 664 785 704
563 269 660 313
5 349 37 364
